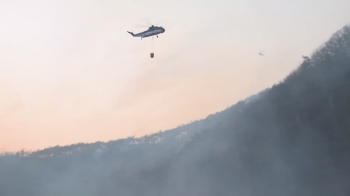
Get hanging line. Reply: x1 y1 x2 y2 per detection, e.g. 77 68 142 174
152 36 154 53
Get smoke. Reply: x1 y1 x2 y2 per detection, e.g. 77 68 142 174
94 144 108 161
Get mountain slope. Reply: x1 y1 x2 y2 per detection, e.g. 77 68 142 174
159 24 350 196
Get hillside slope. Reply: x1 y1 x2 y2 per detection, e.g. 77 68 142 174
158 24 350 196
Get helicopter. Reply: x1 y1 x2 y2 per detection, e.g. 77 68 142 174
127 25 165 40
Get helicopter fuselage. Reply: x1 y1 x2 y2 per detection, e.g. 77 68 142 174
128 26 165 39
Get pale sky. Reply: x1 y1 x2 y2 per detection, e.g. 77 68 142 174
0 0 349 152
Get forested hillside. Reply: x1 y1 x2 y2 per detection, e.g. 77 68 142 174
1 24 349 196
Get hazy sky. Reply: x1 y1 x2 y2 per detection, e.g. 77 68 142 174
0 0 349 152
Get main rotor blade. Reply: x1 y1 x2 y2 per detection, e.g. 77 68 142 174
129 22 150 32
138 17 153 26
132 23 150 28
131 17 174 30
